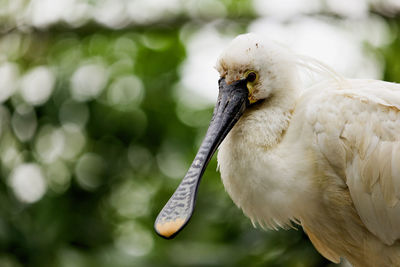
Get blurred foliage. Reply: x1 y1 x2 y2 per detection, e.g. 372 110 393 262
0 1 399 267
382 17 400 83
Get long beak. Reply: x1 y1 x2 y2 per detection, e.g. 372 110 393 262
154 78 249 239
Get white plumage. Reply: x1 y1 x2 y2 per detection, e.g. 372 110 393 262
215 33 400 266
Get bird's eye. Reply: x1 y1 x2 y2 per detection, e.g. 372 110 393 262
247 72 257 83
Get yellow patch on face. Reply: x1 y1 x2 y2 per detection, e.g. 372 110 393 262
248 89 258 104
155 218 186 238
244 70 259 104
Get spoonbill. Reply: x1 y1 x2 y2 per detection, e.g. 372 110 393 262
155 33 400 266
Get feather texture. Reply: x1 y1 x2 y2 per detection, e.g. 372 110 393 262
307 80 400 245
216 33 400 266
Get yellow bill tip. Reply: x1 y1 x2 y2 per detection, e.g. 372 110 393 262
155 218 186 239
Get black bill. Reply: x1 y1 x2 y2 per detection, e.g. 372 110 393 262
154 78 249 239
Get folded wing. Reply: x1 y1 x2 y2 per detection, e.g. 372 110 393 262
309 79 400 245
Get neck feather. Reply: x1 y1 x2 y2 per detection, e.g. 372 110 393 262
217 86 315 229
232 88 297 149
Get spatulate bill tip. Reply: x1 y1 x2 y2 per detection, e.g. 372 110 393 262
154 218 187 239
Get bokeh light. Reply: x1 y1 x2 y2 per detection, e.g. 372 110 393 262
107 75 144 108
177 25 231 108
253 0 321 19
9 163 47 203
60 125 86 160
35 125 65 163
156 140 188 179
70 63 109 102
45 160 71 194
0 62 19 103
114 221 154 257
75 153 104 190
20 66 55 106
109 179 155 219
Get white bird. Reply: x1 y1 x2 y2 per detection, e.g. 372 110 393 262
155 33 400 267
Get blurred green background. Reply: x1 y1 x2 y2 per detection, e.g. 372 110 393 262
0 0 399 266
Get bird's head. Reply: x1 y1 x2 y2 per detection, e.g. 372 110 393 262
155 33 296 239
216 33 296 105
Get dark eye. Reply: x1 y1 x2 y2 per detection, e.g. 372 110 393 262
247 72 257 82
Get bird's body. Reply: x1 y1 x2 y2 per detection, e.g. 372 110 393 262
218 78 400 266
155 33 400 266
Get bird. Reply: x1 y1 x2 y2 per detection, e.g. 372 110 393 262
154 33 400 267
